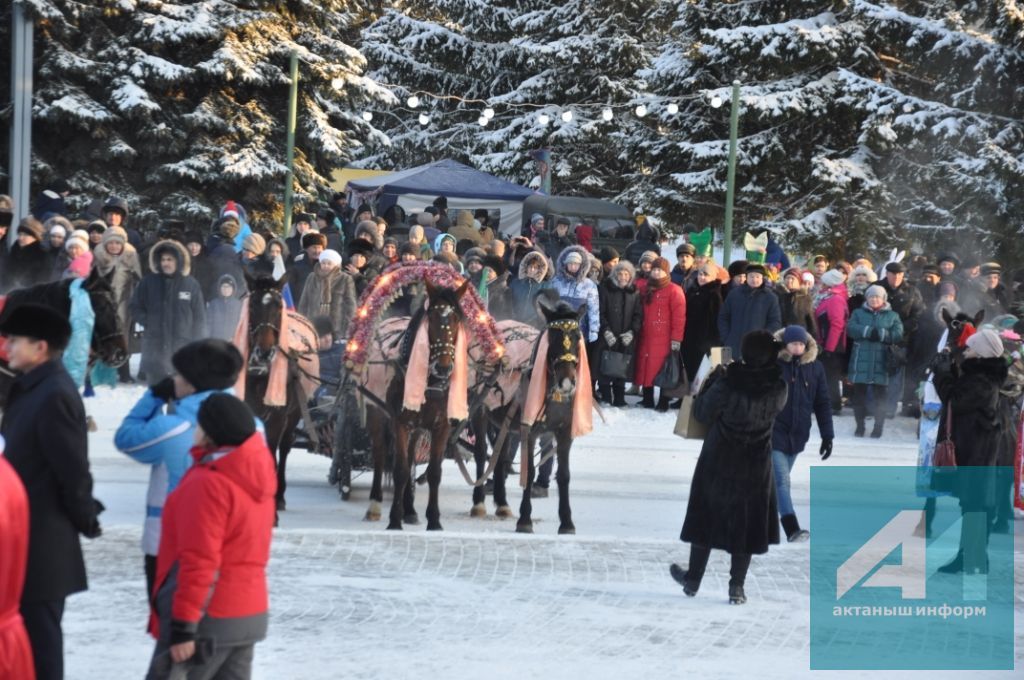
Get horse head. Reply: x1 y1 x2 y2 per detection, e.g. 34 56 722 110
245 270 287 372
941 306 984 350
82 268 128 367
423 278 469 384
538 294 585 401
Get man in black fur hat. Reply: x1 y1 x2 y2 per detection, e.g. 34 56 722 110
0 303 103 680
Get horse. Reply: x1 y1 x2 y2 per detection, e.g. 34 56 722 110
0 269 128 408
239 272 319 512
517 297 591 535
364 279 471 530
941 307 984 355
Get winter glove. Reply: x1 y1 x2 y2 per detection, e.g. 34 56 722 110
867 327 880 341
670 340 681 352
819 438 833 460
603 330 617 347
620 330 634 347
150 377 177 403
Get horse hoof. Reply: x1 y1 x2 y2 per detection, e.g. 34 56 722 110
516 522 534 534
427 522 443 531
387 522 403 530
276 499 286 512
495 505 515 519
340 488 351 501
558 525 576 535
470 503 487 518
404 513 420 525
364 510 381 522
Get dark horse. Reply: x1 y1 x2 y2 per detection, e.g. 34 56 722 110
0 269 128 408
941 307 984 353
517 297 588 535
243 272 316 512
365 279 471 530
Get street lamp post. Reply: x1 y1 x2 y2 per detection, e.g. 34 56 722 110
8 2 34 244
722 80 741 264
282 50 299 236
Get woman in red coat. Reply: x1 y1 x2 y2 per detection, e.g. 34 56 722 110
634 258 686 410
0 435 34 680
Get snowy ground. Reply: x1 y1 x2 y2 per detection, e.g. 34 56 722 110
64 384 1022 679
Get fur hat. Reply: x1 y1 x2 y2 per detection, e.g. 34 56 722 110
482 255 505 276
821 269 845 287
101 225 128 246
745 262 768 276
0 303 73 350
346 239 374 259
197 393 256 447
16 217 44 241
937 253 960 267
852 264 877 281
171 339 243 392
242 233 266 256
399 241 419 258
217 216 241 240
301 232 327 250
727 260 749 278
741 330 782 368
865 284 887 301
965 328 1003 359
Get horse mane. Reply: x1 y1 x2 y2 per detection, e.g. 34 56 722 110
398 307 427 366
0 279 74 322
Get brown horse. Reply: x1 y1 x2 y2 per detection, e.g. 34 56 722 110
364 279 471 530
517 297 589 535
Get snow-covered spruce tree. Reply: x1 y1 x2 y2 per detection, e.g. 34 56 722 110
359 0 658 200
632 0 1024 259
6 0 390 231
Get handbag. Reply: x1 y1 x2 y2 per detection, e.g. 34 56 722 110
599 349 633 381
653 349 684 391
886 344 907 372
933 401 957 468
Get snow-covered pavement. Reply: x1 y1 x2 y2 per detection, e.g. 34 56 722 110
64 386 1022 678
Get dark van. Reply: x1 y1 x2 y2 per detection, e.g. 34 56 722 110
520 195 635 251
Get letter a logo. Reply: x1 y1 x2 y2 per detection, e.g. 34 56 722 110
837 511 927 600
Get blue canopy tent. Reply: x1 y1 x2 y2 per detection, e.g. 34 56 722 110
346 159 536 237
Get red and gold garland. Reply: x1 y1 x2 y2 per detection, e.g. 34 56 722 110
343 261 505 373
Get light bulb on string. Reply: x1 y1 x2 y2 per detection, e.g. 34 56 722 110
635 104 648 118
331 78 344 91
667 102 679 114
407 95 420 108
561 110 573 122
361 111 373 122
478 116 489 127
418 113 430 126
710 95 723 109
601 108 613 121
538 113 550 126
483 107 495 119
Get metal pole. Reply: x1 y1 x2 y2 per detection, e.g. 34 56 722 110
722 79 741 265
282 50 299 236
8 1 33 245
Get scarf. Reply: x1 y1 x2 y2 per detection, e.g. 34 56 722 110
401 309 470 420
520 331 593 487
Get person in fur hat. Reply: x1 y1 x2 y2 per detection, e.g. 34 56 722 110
291 231 327 306
718 262 782 360
129 241 207 384
672 330 788 605
93 225 143 382
4 217 52 291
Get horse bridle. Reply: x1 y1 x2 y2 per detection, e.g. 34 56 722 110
427 303 461 388
546 318 581 404
248 290 284 371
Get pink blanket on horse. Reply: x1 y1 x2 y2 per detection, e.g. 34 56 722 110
233 303 319 406
468 320 540 410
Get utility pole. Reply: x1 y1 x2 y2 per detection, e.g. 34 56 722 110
722 80 741 264
282 50 299 236
8 1 34 245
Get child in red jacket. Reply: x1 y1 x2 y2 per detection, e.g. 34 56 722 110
146 394 276 680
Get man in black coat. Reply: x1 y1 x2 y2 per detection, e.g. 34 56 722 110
130 240 207 384
879 261 925 416
717 263 782 360
0 303 102 680
622 220 660 266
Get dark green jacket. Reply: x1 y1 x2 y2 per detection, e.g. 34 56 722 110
847 303 904 385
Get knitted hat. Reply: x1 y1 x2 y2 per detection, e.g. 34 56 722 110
48 225 67 239
965 328 1003 359
171 339 244 392
852 265 877 281
319 249 343 267
801 272 815 285
563 250 584 266
639 250 659 266
65 230 90 253
598 246 620 264
242 233 266 255
197 393 256 447
653 257 672 274
782 325 810 345
821 269 845 287
0 303 72 350
865 284 887 301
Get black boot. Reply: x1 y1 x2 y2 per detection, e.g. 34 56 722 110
598 382 613 404
612 383 627 407
669 563 700 596
937 550 963 574
641 387 655 409
728 584 747 604
655 393 670 412
854 419 866 437
728 553 751 604
672 545 711 596
781 514 809 542
870 418 885 438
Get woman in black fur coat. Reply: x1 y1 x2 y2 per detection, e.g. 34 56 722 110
671 330 788 604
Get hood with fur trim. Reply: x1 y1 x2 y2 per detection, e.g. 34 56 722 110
149 238 191 276
774 327 820 364
518 250 549 281
555 245 591 283
354 220 383 250
608 260 636 288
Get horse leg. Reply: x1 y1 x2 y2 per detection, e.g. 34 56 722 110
555 430 575 535
470 411 488 518
517 427 537 533
364 409 384 521
494 424 515 519
275 403 302 513
388 420 411 530
425 420 447 531
403 431 419 525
